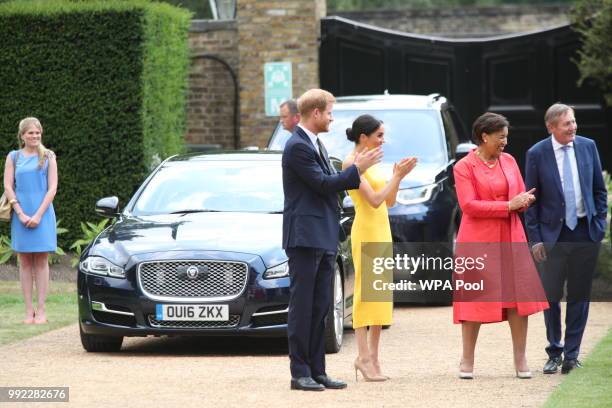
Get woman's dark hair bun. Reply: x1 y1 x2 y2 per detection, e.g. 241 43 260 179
346 128 356 142
346 114 382 144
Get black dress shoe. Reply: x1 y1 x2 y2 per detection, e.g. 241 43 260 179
290 377 325 391
313 375 348 389
543 356 563 374
561 359 582 374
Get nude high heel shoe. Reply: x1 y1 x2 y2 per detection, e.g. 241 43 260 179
354 358 387 382
371 360 390 380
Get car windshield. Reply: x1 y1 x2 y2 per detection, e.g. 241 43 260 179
269 109 446 165
132 160 283 215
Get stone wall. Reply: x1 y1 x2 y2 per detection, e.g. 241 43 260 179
187 20 238 149
333 5 571 38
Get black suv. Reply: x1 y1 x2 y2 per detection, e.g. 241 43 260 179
268 93 474 303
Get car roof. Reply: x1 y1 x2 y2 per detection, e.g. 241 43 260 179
166 151 282 163
334 93 447 111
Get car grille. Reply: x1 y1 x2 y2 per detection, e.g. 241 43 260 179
147 314 241 329
138 260 249 301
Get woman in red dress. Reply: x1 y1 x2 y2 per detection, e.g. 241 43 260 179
453 112 548 379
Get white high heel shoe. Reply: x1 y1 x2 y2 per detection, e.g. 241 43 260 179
459 371 474 379
516 370 532 379
459 361 474 379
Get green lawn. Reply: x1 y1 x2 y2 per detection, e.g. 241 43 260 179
543 327 612 408
0 281 78 346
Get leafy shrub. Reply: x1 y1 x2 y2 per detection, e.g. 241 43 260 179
70 219 110 267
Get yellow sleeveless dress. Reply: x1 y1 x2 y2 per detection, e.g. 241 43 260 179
349 163 393 328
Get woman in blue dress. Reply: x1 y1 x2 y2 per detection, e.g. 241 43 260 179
3 117 57 324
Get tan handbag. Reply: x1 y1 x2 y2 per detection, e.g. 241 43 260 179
0 151 18 222
0 193 11 221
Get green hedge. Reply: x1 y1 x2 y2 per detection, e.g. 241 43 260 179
0 0 191 244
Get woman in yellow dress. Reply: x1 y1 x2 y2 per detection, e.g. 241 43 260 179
342 114 417 381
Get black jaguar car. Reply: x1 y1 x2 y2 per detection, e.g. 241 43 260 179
78 152 354 353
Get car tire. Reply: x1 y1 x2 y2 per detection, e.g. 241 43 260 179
325 264 344 354
79 324 123 352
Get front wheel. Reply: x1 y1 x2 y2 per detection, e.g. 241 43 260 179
325 264 344 354
80 324 123 352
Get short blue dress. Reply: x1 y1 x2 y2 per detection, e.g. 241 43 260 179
10 150 57 252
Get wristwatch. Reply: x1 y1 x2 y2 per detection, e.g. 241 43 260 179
9 199 18 206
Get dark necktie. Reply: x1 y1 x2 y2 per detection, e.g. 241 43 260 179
316 137 332 174
316 137 343 213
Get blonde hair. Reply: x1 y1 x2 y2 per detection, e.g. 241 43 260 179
17 117 48 168
297 89 335 118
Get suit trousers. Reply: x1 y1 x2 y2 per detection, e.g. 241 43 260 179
540 217 600 360
286 247 335 379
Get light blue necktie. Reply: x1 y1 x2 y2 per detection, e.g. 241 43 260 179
562 145 577 230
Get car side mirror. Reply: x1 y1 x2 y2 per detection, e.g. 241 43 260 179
330 157 343 173
455 142 477 161
342 195 355 214
95 196 119 218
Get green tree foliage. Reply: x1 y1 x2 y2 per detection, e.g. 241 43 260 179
163 0 211 18
572 0 612 106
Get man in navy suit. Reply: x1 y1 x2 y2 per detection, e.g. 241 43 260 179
525 103 607 375
282 88 382 391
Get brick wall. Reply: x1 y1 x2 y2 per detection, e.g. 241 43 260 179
333 5 571 38
237 0 326 147
187 20 238 149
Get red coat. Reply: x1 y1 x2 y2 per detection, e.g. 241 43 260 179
453 150 548 323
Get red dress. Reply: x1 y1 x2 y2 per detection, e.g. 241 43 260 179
452 150 548 323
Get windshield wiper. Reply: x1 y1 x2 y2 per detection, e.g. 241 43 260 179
169 209 223 214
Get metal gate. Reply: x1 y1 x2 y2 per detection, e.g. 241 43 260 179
320 17 611 171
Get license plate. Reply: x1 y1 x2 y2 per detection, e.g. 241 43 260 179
156 304 229 321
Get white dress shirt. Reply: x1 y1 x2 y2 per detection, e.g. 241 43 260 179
551 136 586 217
298 124 321 155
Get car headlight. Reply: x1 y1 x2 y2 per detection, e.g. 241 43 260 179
80 256 126 278
263 262 289 279
396 183 438 205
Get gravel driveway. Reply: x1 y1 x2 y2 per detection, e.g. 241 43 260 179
1 303 611 408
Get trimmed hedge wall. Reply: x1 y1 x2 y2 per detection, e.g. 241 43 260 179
0 0 191 244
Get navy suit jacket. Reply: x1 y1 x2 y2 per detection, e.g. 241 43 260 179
282 127 361 252
524 135 607 245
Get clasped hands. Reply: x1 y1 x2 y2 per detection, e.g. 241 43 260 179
508 188 536 212
18 212 41 228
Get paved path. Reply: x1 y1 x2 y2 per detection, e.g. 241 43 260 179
1 303 611 408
